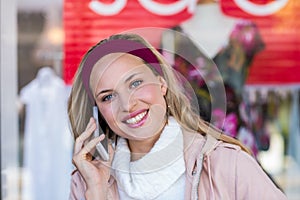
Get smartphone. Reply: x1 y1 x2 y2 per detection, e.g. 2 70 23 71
92 106 109 161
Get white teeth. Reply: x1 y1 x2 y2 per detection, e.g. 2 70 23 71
126 111 147 124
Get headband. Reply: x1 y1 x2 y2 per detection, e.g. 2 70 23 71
81 39 163 104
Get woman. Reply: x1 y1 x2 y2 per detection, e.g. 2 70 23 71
68 34 286 199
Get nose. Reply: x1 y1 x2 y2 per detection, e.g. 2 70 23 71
118 91 137 112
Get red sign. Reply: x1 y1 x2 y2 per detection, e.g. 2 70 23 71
221 0 300 85
63 0 192 84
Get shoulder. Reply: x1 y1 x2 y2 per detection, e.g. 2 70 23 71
209 140 243 162
205 140 265 183
182 128 205 148
183 128 236 159
183 130 287 199
206 141 287 199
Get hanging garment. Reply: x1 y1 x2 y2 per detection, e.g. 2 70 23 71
20 67 73 200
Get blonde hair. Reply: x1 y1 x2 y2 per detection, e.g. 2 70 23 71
68 33 251 154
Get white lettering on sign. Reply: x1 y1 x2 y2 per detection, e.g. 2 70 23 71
233 0 289 16
89 0 196 16
139 0 196 16
89 0 127 16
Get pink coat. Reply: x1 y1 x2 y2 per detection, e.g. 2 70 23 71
69 129 287 200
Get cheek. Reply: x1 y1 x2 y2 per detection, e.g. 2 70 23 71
136 84 166 105
99 105 115 124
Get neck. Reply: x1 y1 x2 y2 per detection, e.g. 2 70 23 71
128 132 161 161
128 117 167 161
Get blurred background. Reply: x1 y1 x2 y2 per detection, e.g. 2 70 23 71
1 0 300 199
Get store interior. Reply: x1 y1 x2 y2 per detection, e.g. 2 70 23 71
1 0 300 199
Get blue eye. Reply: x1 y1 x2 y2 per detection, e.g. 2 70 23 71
102 93 115 102
130 80 143 88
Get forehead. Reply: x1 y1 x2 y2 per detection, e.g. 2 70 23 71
92 52 146 75
90 53 152 88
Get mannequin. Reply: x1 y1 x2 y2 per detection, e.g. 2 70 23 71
180 0 238 58
160 0 265 156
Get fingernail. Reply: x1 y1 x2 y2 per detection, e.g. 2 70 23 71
99 134 105 139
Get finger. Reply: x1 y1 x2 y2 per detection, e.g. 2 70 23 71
74 118 96 154
91 139 114 172
72 134 105 167
81 134 105 155
107 140 115 164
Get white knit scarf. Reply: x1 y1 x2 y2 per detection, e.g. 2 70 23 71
111 117 186 199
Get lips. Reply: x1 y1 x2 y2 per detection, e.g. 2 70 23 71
124 110 148 126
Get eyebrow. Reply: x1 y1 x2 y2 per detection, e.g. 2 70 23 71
125 72 141 83
96 89 112 98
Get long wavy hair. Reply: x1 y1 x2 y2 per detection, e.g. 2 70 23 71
67 33 251 154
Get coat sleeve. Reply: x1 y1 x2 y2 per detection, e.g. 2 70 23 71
69 170 87 200
235 150 287 199
68 170 119 200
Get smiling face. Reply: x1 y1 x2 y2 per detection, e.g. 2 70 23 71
90 53 168 141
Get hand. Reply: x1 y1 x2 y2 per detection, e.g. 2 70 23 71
72 117 114 199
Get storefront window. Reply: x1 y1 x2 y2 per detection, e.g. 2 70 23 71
1 0 300 199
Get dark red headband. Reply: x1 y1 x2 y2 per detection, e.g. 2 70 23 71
81 39 163 104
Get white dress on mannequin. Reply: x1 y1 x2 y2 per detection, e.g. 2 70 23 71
20 67 73 200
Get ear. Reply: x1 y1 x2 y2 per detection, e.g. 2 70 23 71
158 76 168 96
